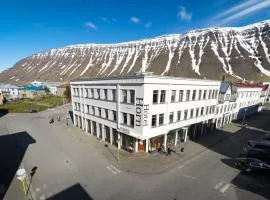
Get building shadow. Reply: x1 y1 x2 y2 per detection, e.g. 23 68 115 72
68 110 74 123
0 109 8 118
190 111 270 199
46 183 93 200
0 131 36 199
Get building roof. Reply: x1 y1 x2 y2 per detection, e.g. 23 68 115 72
57 83 70 88
20 85 46 91
0 83 20 89
236 83 268 90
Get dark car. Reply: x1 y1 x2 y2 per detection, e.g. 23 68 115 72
246 139 270 151
234 157 270 173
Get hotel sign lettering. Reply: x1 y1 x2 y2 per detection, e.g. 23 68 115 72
135 98 149 126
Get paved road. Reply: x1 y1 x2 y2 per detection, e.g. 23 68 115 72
2 108 270 200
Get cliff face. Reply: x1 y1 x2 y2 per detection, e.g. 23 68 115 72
1 20 270 84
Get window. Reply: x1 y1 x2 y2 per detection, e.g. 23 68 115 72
184 110 188 120
105 109 108 119
177 111 181 121
104 89 107 100
186 90 190 101
112 89 116 101
113 111 117 121
190 109 194 119
198 90 202 100
160 90 166 103
97 89 100 99
201 107 204 115
122 90 127 103
216 107 219 114
90 89 94 98
208 90 212 99
85 89 88 98
224 105 227 112
179 90 183 102
196 108 199 117
130 114 134 127
206 106 209 115
130 90 135 104
212 90 215 99
171 90 176 102
153 90 158 103
203 90 207 99
192 90 196 100
86 105 90 113
159 114 164 125
152 115 157 127
98 108 101 116
92 106 95 115
169 112 174 123
123 113 127 124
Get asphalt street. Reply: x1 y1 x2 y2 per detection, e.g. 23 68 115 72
1 107 270 200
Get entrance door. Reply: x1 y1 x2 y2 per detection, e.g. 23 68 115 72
138 140 145 151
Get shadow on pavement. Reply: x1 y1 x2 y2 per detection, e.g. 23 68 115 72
0 131 36 199
0 109 8 118
46 183 93 200
68 110 74 124
191 110 270 199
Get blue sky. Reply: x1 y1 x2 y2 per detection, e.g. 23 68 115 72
0 0 270 72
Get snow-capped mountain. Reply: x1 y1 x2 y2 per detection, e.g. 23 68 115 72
1 20 270 84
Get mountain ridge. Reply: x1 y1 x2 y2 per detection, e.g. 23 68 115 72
1 19 270 84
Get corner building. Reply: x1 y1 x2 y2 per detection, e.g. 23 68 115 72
71 75 221 152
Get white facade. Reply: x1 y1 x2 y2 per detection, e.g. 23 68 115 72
71 75 221 152
0 84 20 99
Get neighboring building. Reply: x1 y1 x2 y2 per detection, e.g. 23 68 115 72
19 86 47 99
56 83 70 97
31 80 62 95
0 84 20 100
71 75 221 152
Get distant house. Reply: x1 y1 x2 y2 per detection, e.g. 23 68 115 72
19 85 47 99
0 84 20 100
31 81 62 95
56 83 70 97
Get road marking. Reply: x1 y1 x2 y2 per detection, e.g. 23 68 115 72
214 181 224 189
181 174 198 180
109 165 121 173
220 183 230 193
107 166 117 174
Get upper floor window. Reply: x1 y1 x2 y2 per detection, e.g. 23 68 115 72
208 90 212 99
104 89 108 100
85 89 89 98
203 90 207 99
179 90 183 102
105 109 108 119
171 90 176 102
190 109 194 119
184 110 188 120
196 108 199 117
98 108 101 116
201 107 204 115
153 90 158 104
169 112 174 123
123 113 127 124
152 115 157 127
160 90 166 103
186 90 190 101
177 111 181 121
112 89 116 101
122 90 127 103
130 114 134 128
130 90 135 104
192 90 196 100
198 90 202 100
113 111 117 121
96 89 100 99
159 114 164 125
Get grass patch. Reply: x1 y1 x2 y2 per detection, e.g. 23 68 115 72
0 95 64 113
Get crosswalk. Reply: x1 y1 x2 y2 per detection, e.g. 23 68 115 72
106 165 121 175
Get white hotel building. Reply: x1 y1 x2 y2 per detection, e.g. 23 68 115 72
71 74 222 152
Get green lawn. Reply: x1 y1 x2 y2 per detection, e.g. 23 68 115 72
0 95 64 113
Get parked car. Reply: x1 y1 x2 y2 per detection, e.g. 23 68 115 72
247 139 270 151
234 157 270 173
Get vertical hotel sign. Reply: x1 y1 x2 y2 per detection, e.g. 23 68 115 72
135 97 149 126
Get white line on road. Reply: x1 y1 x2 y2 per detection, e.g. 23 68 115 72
214 181 224 190
220 183 230 193
109 165 121 173
107 166 117 174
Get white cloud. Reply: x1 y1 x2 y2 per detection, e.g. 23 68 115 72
130 16 140 24
217 0 270 24
177 6 192 21
101 17 108 23
145 22 152 28
84 21 97 30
